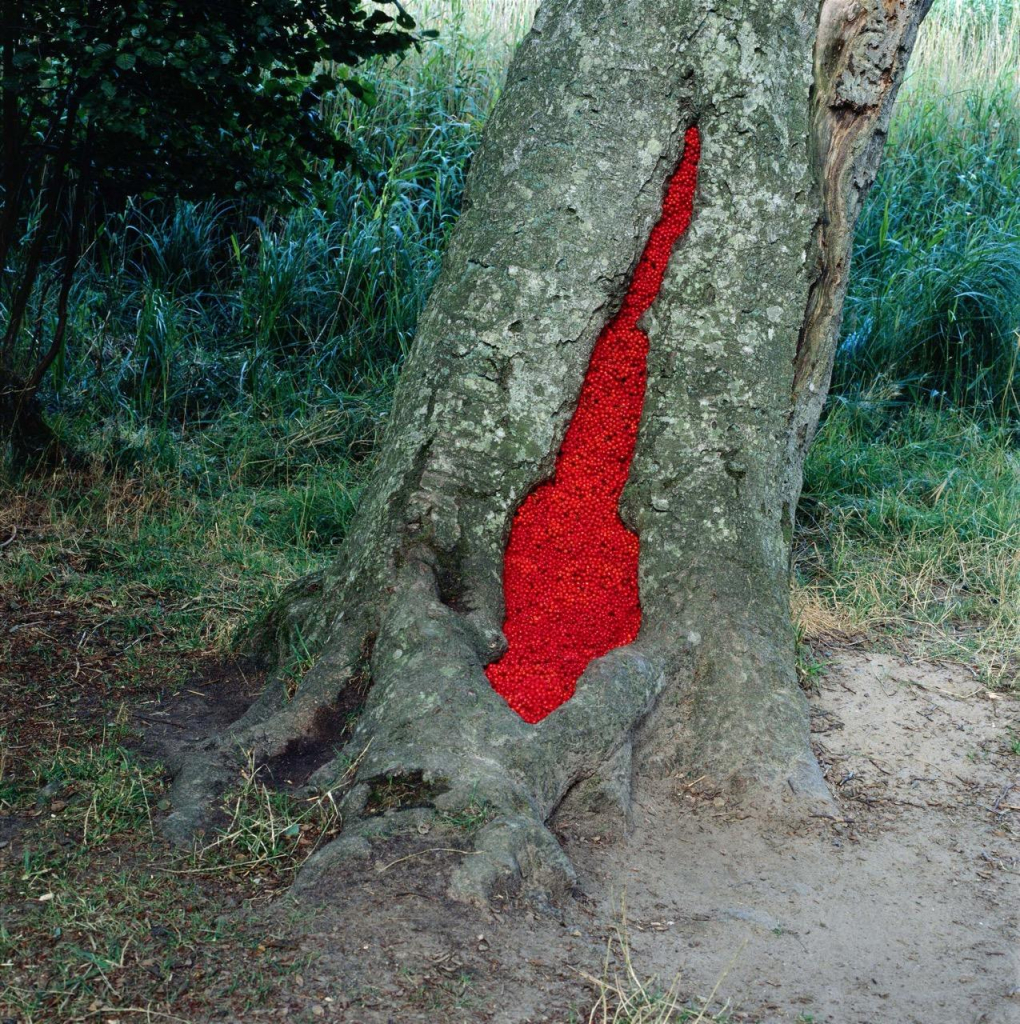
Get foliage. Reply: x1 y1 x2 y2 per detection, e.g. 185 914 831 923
0 0 425 450
4 0 1015 474
1 8 495 473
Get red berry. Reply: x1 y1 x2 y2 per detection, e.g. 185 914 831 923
487 126 702 723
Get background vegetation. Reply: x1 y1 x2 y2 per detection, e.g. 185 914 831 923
0 0 424 452
1 1 1017 1020
1 0 1017 676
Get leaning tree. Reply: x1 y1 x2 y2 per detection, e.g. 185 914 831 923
170 0 932 901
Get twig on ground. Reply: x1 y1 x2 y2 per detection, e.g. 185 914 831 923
377 847 478 873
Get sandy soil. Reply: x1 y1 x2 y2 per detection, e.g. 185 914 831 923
210 650 1020 1024
561 651 1020 1024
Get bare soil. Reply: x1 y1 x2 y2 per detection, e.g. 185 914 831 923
560 651 1020 1024
231 650 1019 1024
3 648 1018 1023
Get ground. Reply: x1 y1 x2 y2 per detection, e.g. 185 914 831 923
565 651 1020 1024
3 622 1018 1023
1 414 1017 1023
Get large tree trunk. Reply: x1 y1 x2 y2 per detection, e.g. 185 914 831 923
169 0 931 901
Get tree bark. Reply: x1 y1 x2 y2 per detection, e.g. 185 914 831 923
169 0 932 901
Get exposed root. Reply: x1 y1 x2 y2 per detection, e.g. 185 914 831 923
674 615 837 822
166 553 832 901
448 813 578 905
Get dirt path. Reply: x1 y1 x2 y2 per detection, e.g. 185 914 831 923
275 651 1019 1024
559 651 1020 1023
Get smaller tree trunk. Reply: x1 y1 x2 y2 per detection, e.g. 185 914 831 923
0 379 61 463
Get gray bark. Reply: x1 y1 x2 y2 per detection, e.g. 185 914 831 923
169 0 932 901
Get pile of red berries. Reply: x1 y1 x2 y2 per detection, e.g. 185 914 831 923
486 126 702 723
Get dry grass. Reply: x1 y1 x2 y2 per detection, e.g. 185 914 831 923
184 748 367 879
582 910 740 1024
791 587 867 645
415 0 539 54
905 0 1020 103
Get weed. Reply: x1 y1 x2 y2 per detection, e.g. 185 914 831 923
190 750 357 879
363 770 448 816
281 627 318 699
796 635 830 692
437 797 495 833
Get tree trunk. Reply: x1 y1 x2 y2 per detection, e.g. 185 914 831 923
169 0 932 901
0 375 63 466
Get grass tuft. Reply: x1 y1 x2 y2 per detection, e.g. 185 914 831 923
798 398 1019 681
582 912 738 1024
187 749 360 880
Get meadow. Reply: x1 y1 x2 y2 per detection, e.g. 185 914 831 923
0 2 1018 1017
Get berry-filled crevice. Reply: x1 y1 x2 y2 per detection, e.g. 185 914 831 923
485 125 703 723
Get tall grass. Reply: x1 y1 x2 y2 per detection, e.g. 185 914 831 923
904 0 1019 101
415 0 538 57
835 0 1020 414
39 3 526 476
0 4 539 666
799 400 1020 680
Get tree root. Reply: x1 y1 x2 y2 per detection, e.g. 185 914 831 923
663 611 838 822
166 557 837 900
166 559 684 900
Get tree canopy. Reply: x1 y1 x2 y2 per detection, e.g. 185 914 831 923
2 0 423 206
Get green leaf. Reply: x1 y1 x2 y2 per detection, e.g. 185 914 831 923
344 76 376 106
